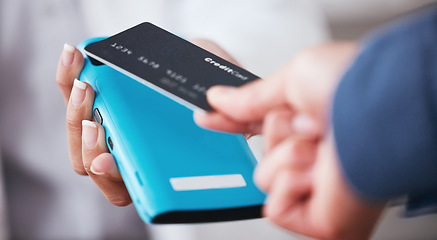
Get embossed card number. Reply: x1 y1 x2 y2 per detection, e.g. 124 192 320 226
85 22 260 112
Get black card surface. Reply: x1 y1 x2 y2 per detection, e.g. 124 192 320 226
85 22 260 112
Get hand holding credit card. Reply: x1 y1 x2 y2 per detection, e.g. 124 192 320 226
85 22 260 112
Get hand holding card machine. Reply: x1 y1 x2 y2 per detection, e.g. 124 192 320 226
77 24 265 224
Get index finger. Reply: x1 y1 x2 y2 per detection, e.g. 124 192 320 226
207 72 287 123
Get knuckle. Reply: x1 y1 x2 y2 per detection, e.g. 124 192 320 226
56 77 65 88
286 50 318 88
56 69 70 86
263 108 291 136
277 139 295 158
66 117 82 133
294 47 319 67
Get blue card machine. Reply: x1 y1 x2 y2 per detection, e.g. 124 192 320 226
77 38 265 224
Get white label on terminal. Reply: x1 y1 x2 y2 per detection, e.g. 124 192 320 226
170 174 247 191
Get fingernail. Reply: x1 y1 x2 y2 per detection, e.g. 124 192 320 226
82 120 98 148
90 165 104 175
63 43 75 67
71 79 86 108
292 114 319 137
207 86 236 103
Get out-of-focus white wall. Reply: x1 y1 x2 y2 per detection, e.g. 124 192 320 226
322 0 434 23
320 0 436 39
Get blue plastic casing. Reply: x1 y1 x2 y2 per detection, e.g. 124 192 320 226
77 38 265 224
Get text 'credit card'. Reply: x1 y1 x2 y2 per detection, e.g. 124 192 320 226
85 22 260 112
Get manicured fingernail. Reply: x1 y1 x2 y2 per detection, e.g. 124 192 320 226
292 114 319 137
207 86 236 103
71 79 86 108
90 165 104 175
82 120 98 148
63 43 75 67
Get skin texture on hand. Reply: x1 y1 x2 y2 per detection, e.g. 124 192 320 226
56 40 243 206
195 42 386 240
57 44 131 206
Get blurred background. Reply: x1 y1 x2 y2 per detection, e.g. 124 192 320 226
0 0 436 239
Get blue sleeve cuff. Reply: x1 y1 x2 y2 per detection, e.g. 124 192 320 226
332 7 437 205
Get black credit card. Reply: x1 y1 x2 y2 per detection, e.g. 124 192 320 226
85 22 260 112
